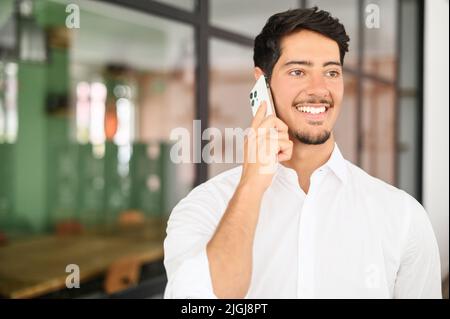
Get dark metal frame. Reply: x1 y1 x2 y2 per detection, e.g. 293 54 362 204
356 0 365 167
98 0 254 185
416 0 425 203
394 0 402 188
194 0 209 185
97 0 424 202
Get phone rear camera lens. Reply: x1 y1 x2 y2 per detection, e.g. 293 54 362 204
251 100 254 106
250 92 253 99
254 91 257 97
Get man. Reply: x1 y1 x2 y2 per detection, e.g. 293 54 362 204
164 7 442 299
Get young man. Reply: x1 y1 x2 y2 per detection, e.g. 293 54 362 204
164 7 442 299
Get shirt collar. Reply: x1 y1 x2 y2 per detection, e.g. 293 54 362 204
324 143 348 185
277 143 348 185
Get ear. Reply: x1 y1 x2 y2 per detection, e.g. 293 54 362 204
254 67 265 81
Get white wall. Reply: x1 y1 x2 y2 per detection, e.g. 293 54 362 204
423 0 449 280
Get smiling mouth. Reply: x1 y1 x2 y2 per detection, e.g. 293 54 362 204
294 103 331 115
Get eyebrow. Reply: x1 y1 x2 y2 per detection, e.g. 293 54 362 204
284 60 342 67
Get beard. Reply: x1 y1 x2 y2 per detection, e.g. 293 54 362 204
293 128 331 145
290 95 333 145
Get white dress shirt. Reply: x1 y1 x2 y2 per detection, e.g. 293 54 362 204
163 144 442 299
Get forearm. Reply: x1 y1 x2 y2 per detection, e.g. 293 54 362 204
206 182 264 298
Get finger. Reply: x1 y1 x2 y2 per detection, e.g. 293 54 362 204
258 134 291 152
259 116 288 133
278 151 292 162
277 140 293 162
257 127 289 142
266 137 291 152
276 131 289 141
258 114 277 129
277 139 293 152
274 117 288 132
251 102 267 130
256 135 279 158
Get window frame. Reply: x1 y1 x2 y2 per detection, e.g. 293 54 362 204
97 0 425 202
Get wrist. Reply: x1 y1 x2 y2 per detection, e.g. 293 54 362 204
237 178 268 197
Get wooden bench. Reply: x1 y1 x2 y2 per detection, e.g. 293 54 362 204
0 218 166 298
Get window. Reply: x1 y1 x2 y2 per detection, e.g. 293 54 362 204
54 0 196 225
1 0 426 236
208 39 254 177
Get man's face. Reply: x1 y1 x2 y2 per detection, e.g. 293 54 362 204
268 29 344 145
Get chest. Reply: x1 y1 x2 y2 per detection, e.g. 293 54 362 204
249 189 400 298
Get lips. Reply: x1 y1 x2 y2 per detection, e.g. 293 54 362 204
293 103 331 120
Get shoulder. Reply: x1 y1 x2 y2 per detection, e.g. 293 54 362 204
170 166 242 217
344 161 435 242
188 165 242 199
346 161 412 205
345 162 436 254
344 161 428 226
207 165 243 187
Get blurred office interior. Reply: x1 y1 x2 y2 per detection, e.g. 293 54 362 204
0 0 448 298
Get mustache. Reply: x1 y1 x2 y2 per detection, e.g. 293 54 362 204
293 97 333 107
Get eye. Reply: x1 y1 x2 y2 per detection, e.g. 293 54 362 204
289 69 305 77
326 70 341 78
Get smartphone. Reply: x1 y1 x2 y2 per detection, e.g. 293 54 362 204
249 75 276 117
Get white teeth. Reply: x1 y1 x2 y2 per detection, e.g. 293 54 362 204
296 106 327 114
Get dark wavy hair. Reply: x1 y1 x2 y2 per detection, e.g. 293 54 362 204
253 7 350 80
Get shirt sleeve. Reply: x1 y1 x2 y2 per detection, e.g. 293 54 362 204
163 183 223 299
394 194 442 299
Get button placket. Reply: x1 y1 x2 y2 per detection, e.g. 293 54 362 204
296 168 329 298
297 190 318 298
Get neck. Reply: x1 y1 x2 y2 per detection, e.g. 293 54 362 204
282 133 335 192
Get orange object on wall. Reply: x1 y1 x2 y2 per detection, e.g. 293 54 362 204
104 99 118 141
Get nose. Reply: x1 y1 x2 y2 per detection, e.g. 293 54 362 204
304 73 329 98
